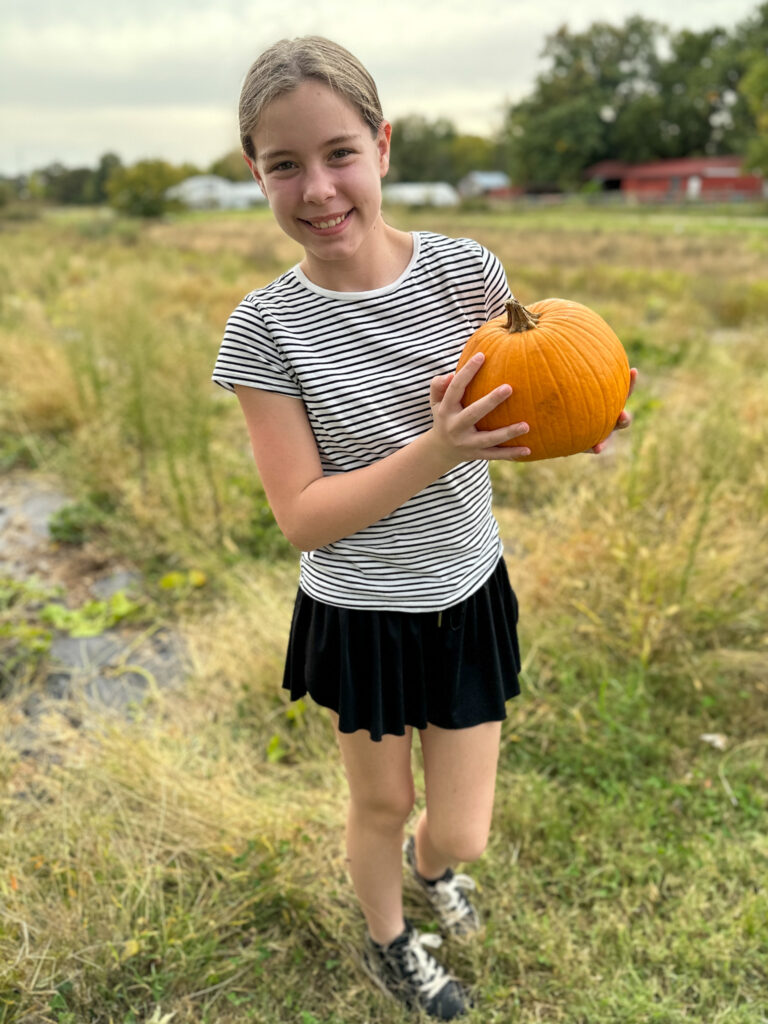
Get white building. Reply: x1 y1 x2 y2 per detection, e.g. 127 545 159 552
381 182 460 207
167 175 267 210
457 170 512 198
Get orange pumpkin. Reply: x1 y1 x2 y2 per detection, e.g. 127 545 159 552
456 297 631 461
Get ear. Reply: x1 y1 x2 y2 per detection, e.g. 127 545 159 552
377 121 392 178
243 152 267 196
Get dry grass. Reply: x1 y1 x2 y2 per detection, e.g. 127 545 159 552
1 204 767 1023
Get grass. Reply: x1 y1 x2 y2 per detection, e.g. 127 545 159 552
0 202 767 1023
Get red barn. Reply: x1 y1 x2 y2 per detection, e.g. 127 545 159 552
586 157 765 202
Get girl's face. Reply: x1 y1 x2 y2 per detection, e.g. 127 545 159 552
245 80 392 287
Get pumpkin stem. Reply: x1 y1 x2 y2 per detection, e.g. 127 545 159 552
504 298 540 333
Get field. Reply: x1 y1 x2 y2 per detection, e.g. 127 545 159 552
0 202 767 1024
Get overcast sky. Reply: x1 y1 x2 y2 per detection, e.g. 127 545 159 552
0 0 761 175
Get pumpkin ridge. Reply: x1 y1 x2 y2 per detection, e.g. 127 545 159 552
577 316 628 439
519 320 545 455
552 319 614 447
561 319 621 443
545 323 588 452
528 323 570 458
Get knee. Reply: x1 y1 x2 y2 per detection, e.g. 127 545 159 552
430 824 489 865
351 785 415 834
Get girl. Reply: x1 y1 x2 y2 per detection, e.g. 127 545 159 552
212 36 635 1020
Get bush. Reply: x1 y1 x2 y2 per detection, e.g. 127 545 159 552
106 160 185 218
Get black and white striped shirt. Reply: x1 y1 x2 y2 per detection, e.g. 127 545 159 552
212 231 511 611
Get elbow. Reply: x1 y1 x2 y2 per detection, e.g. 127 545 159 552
278 515 329 553
275 483 339 551
283 526 314 552
277 516 308 551
283 527 334 553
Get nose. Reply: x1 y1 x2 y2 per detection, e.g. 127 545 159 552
302 162 336 204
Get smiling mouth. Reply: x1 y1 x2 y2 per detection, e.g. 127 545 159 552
302 210 352 230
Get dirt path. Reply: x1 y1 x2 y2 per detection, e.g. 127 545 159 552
1 472 187 766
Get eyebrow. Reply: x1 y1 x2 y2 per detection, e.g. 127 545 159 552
260 133 362 163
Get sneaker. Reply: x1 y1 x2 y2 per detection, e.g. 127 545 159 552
404 836 481 937
362 920 469 1020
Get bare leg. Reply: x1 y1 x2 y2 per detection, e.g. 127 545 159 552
331 712 416 945
413 721 502 879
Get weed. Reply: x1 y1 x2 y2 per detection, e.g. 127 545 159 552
39 589 144 637
48 491 116 545
0 434 40 471
0 577 56 691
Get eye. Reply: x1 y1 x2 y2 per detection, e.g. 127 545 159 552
268 160 297 173
330 148 355 160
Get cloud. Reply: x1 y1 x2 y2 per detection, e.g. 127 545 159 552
1 103 238 171
1 0 760 173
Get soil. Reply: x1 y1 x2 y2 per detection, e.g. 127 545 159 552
0 472 187 769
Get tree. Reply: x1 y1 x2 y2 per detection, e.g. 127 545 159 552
41 163 96 205
386 116 501 184
90 153 123 203
447 135 499 183
0 178 17 207
106 160 186 218
737 2 768 173
209 149 252 181
499 16 665 189
498 8 766 190
503 95 606 190
387 116 456 182
740 56 768 173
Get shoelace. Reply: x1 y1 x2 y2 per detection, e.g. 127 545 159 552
399 929 452 1000
430 873 477 928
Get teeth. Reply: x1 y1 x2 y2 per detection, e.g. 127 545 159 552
312 214 346 229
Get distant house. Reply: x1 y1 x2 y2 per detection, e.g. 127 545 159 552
457 170 518 200
167 174 267 210
585 157 765 202
382 182 460 207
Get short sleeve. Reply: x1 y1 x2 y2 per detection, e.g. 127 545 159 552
211 298 302 398
480 247 512 321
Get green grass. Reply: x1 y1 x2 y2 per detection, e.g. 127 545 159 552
0 204 766 1023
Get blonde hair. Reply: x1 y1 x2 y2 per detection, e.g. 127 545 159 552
239 36 384 159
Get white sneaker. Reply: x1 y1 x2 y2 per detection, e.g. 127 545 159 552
404 835 481 937
362 919 470 1019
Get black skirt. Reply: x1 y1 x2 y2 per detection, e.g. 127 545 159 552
282 557 521 741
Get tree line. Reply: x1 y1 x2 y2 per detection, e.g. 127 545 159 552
500 3 768 189
2 3 766 213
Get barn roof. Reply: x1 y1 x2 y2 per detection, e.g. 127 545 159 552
586 156 755 181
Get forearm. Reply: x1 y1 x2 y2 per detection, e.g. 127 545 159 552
238 361 530 552
284 429 456 551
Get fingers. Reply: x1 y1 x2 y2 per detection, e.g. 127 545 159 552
610 370 637 435
477 420 530 449
464 383 514 425
429 372 455 406
454 351 485 383
432 351 531 460
593 369 636 450
589 389 636 454
479 444 531 461
449 352 517 425
447 352 489 402
454 372 529 452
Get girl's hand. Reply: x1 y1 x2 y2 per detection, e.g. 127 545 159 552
428 353 530 463
588 367 638 454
